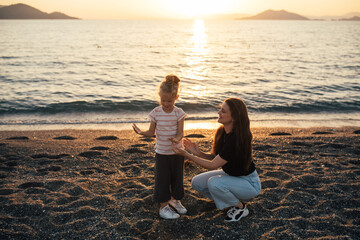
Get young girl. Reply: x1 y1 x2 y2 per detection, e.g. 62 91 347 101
132 74 187 219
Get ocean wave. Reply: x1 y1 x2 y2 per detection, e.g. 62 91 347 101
1 99 359 116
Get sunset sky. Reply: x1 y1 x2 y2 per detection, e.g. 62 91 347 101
1 0 360 19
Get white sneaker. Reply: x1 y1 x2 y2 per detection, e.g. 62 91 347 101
169 200 187 214
224 205 249 222
159 204 180 219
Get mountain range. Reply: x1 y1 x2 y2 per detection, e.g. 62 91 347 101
0 3 78 19
0 3 359 21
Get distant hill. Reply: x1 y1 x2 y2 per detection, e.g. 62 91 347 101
238 9 309 20
339 16 360 21
310 12 360 21
0 3 79 19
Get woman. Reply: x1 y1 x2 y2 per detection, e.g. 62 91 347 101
172 98 261 222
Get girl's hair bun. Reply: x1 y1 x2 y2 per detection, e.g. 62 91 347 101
165 74 180 85
159 74 181 96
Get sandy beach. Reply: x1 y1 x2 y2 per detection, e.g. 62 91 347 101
0 126 359 239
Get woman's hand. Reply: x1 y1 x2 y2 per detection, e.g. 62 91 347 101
183 138 201 156
132 123 142 135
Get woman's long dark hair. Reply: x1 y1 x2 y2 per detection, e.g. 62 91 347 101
212 98 253 171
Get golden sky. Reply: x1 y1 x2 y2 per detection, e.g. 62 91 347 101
1 0 360 19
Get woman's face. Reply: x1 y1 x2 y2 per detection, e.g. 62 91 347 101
218 102 233 125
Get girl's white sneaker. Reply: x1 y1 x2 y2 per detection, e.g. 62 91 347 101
169 200 187 214
159 204 180 219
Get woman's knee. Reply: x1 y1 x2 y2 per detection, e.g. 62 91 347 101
207 176 224 192
191 175 204 190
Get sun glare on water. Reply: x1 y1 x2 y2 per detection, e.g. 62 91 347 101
162 0 238 18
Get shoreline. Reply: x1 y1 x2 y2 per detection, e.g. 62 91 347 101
1 112 359 131
0 126 359 239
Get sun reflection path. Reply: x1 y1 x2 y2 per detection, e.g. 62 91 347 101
182 19 210 99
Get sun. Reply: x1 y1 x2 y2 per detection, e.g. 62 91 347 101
162 0 238 18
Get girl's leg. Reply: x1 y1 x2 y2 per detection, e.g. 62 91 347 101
170 155 185 200
191 170 228 200
207 170 261 210
154 154 171 204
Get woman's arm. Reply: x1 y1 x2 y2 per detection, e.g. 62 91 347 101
132 122 156 137
172 145 227 170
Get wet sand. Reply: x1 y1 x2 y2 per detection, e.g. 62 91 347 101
0 127 359 239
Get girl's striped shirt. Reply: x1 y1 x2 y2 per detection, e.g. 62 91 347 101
148 106 186 155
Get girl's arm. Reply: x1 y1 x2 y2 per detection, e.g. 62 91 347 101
169 117 185 143
172 145 227 170
132 122 156 137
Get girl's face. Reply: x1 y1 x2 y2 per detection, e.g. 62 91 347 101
160 93 178 113
218 102 233 125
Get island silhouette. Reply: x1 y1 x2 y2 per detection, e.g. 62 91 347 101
238 9 309 20
0 3 79 19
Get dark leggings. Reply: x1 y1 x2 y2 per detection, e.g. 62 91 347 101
154 153 184 203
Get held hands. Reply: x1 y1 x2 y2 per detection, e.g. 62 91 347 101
168 137 180 144
183 138 200 155
171 138 199 157
171 142 188 157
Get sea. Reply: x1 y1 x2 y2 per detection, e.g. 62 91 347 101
0 19 359 130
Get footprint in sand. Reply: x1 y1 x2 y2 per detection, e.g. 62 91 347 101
124 148 147 154
90 146 110 151
6 136 29 140
37 166 62 174
185 134 205 138
78 151 103 158
131 144 147 147
5 161 18 167
269 132 292 136
0 188 16 195
31 153 69 159
253 144 274 150
53 136 77 140
319 143 350 149
18 182 45 189
25 188 50 194
312 131 334 135
140 137 154 142
290 141 312 147
80 169 95 175
95 136 118 140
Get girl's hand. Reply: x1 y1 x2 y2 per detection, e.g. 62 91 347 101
168 137 180 144
132 123 142 135
172 143 188 157
183 138 200 155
